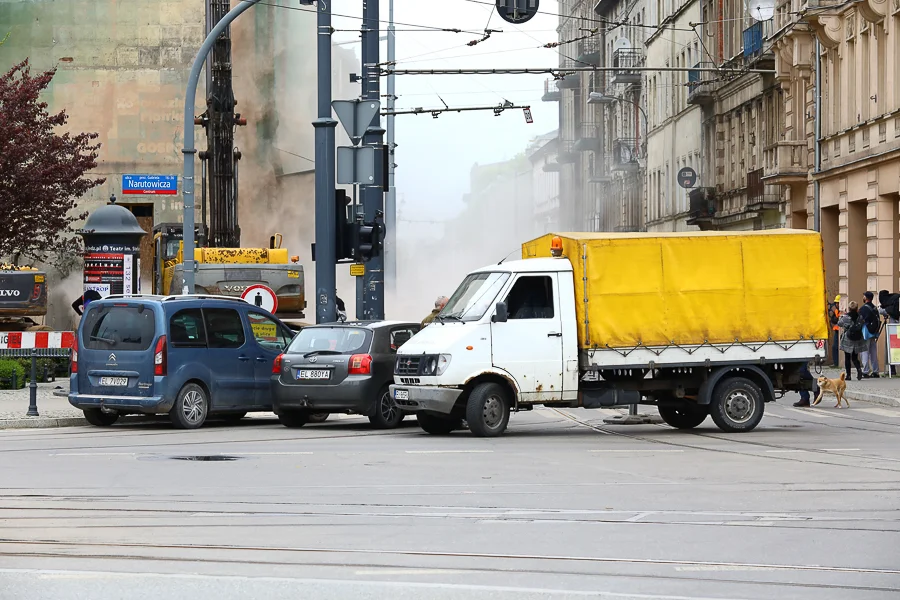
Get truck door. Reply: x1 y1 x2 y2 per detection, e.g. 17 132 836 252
491 273 563 403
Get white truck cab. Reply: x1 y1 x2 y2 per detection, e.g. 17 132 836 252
391 257 581 436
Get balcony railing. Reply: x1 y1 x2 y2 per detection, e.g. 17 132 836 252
747 168 782 208
542 78 561 102
687 62 716 106
574 119 602 153
611 48 644 86
576 36 601 66
558 57 581 89
762 141 808 182
611 137 642 171
743 22 764 58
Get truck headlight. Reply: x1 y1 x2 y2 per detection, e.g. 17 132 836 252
421 354 451 376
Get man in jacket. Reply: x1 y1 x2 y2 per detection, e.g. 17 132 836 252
422 296 448 328
878 290 900 376
859 292 880 377
827 295 841 367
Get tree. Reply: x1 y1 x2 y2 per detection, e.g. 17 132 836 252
0 59 104 265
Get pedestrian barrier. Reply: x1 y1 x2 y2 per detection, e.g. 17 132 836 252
0 332 74 417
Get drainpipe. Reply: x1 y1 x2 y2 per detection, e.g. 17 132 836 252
814 39 821 233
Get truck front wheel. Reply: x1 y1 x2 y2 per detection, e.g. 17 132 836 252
658 401 708 429
466 383 510 437
709 377 765 433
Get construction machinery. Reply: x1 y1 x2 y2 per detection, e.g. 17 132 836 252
149 1 306 318
0 266 51 332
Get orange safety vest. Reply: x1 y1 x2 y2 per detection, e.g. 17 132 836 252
830 305 841 331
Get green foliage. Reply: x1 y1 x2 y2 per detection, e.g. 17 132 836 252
13 357 67 382
0 359 26 389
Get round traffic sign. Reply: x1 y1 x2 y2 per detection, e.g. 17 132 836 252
241 284 278 314
496 0 540 25
677 166 697 189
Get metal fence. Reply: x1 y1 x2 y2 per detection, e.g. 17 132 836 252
0 347 71 417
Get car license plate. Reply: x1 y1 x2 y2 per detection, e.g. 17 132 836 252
394 389 409 401
99 377 128 387
297 370 330 380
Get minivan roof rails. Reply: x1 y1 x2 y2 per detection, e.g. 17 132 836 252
103 294 248 304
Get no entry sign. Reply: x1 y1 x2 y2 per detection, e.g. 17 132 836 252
241 284 278 314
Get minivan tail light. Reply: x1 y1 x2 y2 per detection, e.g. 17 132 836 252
70 348 78 374
154 336 167 376
348 354 373 375
272 354 283 374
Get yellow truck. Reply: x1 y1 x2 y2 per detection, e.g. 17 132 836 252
151 223 306 318
390 230 828 437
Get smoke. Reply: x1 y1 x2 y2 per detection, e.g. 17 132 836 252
46 271 84 331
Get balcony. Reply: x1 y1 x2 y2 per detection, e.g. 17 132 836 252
576 37 601 66
742 20 775 69
557 141 579 164
558 59 581 89
542 161 562 173
687 62 716 107
611 137 641 172
574 119 602 153
762 141 808 183
746 168 782 211
687 187 717 230
611 48 644 87
541 78 561 102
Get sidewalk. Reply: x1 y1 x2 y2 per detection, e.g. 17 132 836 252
819 366 900 408
0 382 86 429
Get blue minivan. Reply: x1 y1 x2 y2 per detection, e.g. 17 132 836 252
69 295 295 429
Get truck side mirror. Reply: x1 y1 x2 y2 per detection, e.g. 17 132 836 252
492 301 508 323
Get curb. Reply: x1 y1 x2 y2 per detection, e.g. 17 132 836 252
0 416 87 429
842 391 900 408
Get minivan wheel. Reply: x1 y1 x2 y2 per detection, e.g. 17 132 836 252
369 386 404 429
465 382 510 437
83 409 119 427
170 383 209 429
278 410 309 428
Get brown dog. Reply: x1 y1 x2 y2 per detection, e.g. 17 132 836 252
813 372 849 408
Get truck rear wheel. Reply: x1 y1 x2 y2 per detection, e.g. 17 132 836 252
709 377 765 433
658 401 708 429
416 412 461 435
466 382 510 437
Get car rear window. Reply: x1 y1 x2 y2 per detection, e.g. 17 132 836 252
287 326 371 355
82 305 157 351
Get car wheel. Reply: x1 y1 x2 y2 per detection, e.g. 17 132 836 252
221 412 247 424
83 408 119 427
709 377 765 433
416 412 461 435
278 410 309 428
369 386 404 429
169 383 209 430
657 401 708 429
465 382 510 437
308 412 329 423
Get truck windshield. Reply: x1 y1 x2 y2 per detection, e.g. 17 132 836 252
441 272 510 322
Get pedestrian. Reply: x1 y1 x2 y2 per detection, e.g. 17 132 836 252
793 361 820 407
859 291 881 377
878 290 900 375
421 296 449 328
71 289 103 316
335 295 347 322
827 295 842 367
838 301 866 380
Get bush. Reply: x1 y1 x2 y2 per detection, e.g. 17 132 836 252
14 357 68 382
0 359 26 390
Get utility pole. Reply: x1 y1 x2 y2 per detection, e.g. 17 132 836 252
312 0 338 323
360 0 385 320
385 0 397 299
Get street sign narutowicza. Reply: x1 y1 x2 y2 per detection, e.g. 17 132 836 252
241 284 278 314
332 99 380 145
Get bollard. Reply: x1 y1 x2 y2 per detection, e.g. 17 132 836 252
26 350 39 417
12 370 17 390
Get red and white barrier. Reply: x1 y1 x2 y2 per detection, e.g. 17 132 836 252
0 331 75 350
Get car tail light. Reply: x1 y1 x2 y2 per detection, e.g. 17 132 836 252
31 284 42 300
70 348 78 374
272 354 283 374
154 336 167 376
348 354 373 375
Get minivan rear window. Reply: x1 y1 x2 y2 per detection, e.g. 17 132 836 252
287 326 371 355
83 305 156 351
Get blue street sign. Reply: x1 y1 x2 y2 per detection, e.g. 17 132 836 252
122 174 178 195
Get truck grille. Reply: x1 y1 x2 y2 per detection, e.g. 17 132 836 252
399 377 420 385
395 356 421 376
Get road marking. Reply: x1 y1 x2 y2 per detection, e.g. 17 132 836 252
765 450 805 453
51 451 314 457
783 407 833 418
589 449 684 453
51 452 138 456
354 569 463 575
405 450 493 454
855 407 900 418
819 448 860 451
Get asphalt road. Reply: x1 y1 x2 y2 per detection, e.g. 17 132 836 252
1 399 899 600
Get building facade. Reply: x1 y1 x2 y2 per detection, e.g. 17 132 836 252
774 0 900 302
644 0 703 232
528 131 562 234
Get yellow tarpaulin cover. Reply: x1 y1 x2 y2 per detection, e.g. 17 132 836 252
522 231 829 349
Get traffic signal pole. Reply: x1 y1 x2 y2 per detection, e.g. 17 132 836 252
312 0 338 323
360 0 385 321
385 0 397 299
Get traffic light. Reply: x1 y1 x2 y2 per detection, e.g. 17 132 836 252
353 212 384 263
334 189 354 261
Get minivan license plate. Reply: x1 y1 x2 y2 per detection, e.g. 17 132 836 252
99 377 128 387
297 370 330 380
394 389 409 401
